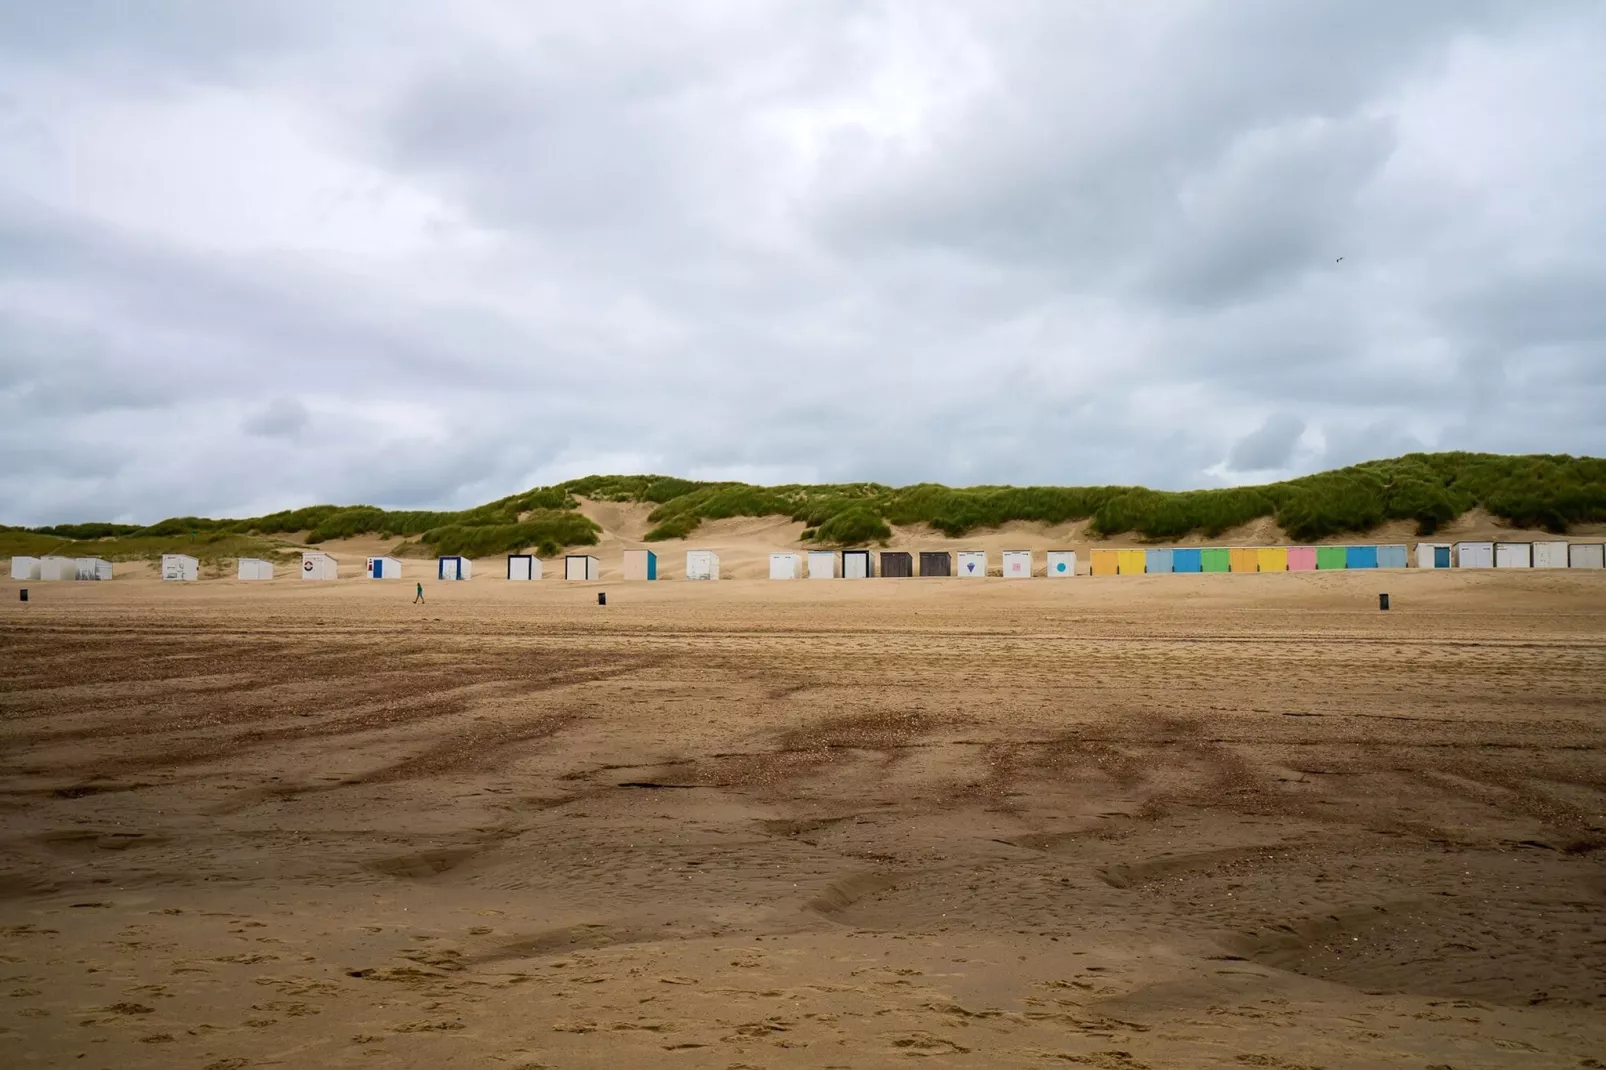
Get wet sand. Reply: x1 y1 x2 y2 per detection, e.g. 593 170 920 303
2 571 1604 1067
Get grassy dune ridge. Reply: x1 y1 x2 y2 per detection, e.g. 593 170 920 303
3 452 1603 562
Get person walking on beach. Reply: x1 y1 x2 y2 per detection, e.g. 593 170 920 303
414 581 425 604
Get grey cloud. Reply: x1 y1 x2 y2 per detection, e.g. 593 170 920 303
1227 413 1307 472
0 2 1603 525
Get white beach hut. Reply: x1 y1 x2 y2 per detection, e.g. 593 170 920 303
807 550 837 579
300 551 338 580
686 550 720 581
957 551 987 578
237 558 274 581
1002 551 1033 579
1454 541 1494 569
1568 543 1604 569
437 556 472 580
621 549 657 581
76 558 113 581
1532 541 1570 569
366 556 402 579
10 556 41 580
507 554 541 581
161 554 199 581
769 552 801 580
1494 542 1532 569
1416 543 1452 569
565 555 600 581
842 549 873 579
39 556 78 581
1046 551 1077 578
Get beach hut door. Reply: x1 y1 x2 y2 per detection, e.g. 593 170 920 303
1434 546 1450 568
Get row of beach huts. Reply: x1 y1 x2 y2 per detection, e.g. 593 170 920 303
11 539 1606 583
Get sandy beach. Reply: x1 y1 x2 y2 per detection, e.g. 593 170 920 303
2 569 1604 1068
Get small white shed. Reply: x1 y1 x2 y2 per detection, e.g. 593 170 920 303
842 549 873 579
76 558 113 581
11 556 41 580
1532 541 1570 569
1494 542 1531 569
769 552 801 580
1002 550 1033 578
437 556 472 581
621 549 657 581
686 550 720 580
301 551 338 580
1046 551 1077 578
237 558 274 581
565 555 600 581
39 556 78 581
1454 541 1494 568
1568 543 1604 569
957 551 987 578
807 550 837 579
162 554 199 581
507 554 541 581
366 556 401 579
1416 543 1452 569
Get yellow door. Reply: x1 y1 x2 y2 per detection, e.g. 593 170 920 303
1257 547 1288 572
1090 550 1118 576
1117 549 1146 575
1229 547 1260 573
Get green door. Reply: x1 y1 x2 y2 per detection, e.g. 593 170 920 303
1201 548 1231 573
1316 546 1348 570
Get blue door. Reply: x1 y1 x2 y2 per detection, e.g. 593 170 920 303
647 553 657 580
1172 548 1202 573
1434 546 1450 568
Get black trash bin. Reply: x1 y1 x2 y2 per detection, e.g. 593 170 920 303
1379 593 1390 611
598 592 606 606
19 588 27 603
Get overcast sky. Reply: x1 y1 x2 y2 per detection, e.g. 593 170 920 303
3 1 1604 524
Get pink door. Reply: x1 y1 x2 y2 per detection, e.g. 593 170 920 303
1287 547 1317 571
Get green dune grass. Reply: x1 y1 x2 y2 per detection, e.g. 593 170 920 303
3 452 1603 561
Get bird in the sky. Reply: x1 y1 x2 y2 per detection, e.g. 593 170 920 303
1336 256 1345 262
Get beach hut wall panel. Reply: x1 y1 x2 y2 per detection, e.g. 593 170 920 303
807 550 837 579
1416 543 1452 569
685 550 721 581
1002 551 1032 578
162 554 199 581
1346 545 1378 569
1315 546 1347 570
39 556 78 581
1494 542 1531 569
1455 541 1494 568
1287 547 1317 571
1090 550 1118 576
564 555 600 581
622 549 658 581
1532 541 1569 569
507 554 539 581
1257 547 1288 573
1172 548 1202 573
77 558 113 581
957 551 986 578
237 558 274 581
366 556 401 579
770 553 802 580
920 551 953 577
1568 543 1604 569
10 556 41 581
1377 545 1409 569
1229 548 1259 573
1144 549 1173 574
843 550 873 579
301 551 338 580
437 556 472 581
1201 548 1231 573
1046 551 1076 577
881 551 914 578
1117 549 1145 575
